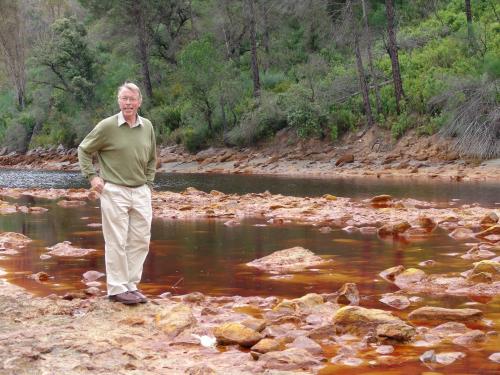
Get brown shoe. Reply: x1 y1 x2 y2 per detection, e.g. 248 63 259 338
131 290 148 303
108 291 141 305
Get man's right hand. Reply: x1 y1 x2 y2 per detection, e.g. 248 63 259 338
90 176 105 194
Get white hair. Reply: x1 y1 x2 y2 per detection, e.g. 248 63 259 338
117 82 142 101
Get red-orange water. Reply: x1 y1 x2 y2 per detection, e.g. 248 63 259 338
0 198 499 374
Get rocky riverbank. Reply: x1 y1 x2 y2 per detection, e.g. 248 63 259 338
0 187 499 373
1 128 499 182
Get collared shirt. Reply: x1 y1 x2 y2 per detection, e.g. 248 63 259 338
117 111 144 128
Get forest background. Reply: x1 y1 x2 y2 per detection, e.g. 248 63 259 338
0 0 498 159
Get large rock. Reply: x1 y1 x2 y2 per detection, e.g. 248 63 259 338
333 306 415 343
258 348 320 371
46 241 96 257
214 322 263 347
155 304 196 337
408 306 483 323
333 283 359 306
274 293 324 313
379 265 405 282
476 224 500 239
394 268 427 287
0 232 32 249
247 247 329 273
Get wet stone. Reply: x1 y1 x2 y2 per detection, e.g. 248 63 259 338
379 294 411 310
408 307 483 323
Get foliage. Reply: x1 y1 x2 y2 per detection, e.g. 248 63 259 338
0 0 497 158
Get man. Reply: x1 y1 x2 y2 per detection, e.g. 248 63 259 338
78 82 156 305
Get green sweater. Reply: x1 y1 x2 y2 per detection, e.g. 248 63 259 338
78 114 156 187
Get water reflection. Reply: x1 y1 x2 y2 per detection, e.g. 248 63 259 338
0 202 476 299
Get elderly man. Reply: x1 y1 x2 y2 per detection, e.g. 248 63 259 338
78 82 156 305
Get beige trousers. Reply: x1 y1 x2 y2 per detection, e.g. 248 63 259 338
100 182 152 296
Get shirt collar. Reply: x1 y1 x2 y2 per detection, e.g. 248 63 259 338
117 111 144 128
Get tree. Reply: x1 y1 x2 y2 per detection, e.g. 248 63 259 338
33 17 96 104
0 0 27 109
330 0 374 127
247 0 261 98
361 0 382 115
464 0 478 52
179 37 223 133
385 0 405 114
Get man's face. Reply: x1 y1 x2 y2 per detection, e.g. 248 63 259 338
118 88 142 118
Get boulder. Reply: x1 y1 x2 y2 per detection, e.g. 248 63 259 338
46 241 96 257
394 268 427 286
408 306 483 323
449 228 474 240
379 294 410 310
214 322 263 347
333 306 415 343
155 304 196 338
370 195 393 208
247 247 329 273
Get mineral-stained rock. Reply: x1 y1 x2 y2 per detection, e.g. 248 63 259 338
436 351 465 365
370 195 393 208
472 260 500 275
461 246 496 260
182 291 206 303
489 353 500 363
46 241 96 257
251 338 283 354
379 294 410 310
480 212 499 226
449 228 474 240
214 322 263 347
273 293 324 313
335 154 354 167
418 216 436 229
242 318 267 332
288 336 322 355
333 306 415 343
82 270 105 282
394 268 427 286
334 283 359 306
468 272 493 283
452 329 486 346
376 345 394 354
408 306 483 323
0 232 32 249
476 225 500 239
378 221 411 237
29 272 50 282
258 348 320 371
379 265 405 282
246 247 329 273
155 304 196 338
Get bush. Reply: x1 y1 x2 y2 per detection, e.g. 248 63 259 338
226 94 286 146
182 126 208 153
149 105 183 144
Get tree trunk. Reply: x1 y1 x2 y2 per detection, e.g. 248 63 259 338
354 35 374 128
385 0 404 114
465 0 477 51
247 0 260 98
362 0 381 116
134 4 153 100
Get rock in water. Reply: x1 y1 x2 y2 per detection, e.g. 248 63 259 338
408 306 483 323
246 246 329 273
333 306 415 343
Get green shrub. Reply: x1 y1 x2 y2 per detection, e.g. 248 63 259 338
226 94 286 146
182 126 208 153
